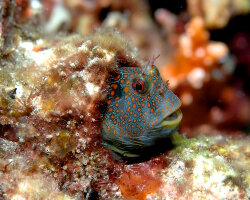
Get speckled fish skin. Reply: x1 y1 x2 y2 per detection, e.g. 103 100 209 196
101 64 182 158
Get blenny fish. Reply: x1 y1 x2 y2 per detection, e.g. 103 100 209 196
101 57 182 160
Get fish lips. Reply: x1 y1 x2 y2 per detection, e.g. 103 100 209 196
148 97 182 134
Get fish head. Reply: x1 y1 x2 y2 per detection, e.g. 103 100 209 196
101 63 182 158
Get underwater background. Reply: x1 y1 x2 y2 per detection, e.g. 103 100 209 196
0 0 249 199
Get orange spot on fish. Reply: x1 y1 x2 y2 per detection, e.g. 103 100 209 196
113 74 121 80
111 84 118 89
124 87 129 93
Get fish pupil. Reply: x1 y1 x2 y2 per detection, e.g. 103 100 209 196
136 82 143 91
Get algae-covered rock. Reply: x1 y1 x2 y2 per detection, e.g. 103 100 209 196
146 134 250 199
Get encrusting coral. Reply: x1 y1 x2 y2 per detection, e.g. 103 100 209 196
0 22 142 198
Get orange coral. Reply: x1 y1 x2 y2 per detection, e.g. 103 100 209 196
158 17 240 132
160 17 228 91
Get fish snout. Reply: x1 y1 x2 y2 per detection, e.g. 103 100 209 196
161 109 182 129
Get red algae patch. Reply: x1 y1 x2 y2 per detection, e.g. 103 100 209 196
117 171 161 200
116 160 163 200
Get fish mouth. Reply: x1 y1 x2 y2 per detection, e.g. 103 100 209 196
161 109 182 129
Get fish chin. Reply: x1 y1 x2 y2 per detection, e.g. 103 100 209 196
149 125 179 140
102 128 177 162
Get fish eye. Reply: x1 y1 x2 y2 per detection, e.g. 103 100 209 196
136 83 143 91
132 78 149 94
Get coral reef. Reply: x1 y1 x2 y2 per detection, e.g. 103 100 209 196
0 1 249 199
160 16 250 133
160 17 230 90
0 11 141 197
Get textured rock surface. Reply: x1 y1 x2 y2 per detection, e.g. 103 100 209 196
0 29 249 199
0 1 249 200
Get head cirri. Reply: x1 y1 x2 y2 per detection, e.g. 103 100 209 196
101 58 182 160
